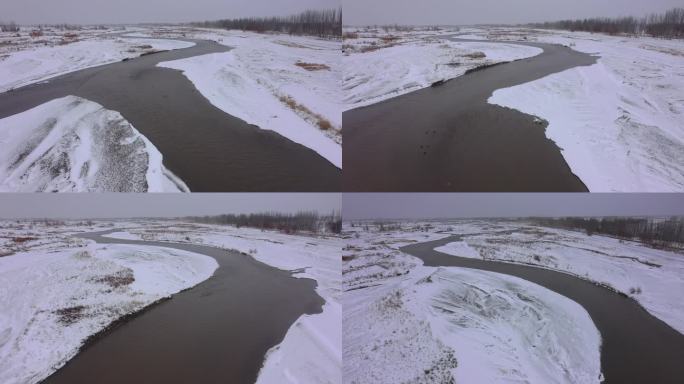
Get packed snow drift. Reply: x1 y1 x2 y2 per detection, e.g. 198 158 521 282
0 96 188 192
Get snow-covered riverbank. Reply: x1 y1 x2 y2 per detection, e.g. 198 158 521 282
342 221 603 383
435 220 684 334
154 28 342 168
0 221 217 384
0 26 193 93
342 26 542 109
484 28 684 192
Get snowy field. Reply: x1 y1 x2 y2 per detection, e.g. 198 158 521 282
342 26 542 109
151 28 341 168
0 26 194 93
103 222 342 384
342 221 603 383
0 96 188 192
0 220 217 384
434 220 684 335
481 28 684 192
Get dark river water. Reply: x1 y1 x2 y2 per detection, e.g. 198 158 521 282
343 37 596 192
42 230 324 384
402 235 684 383
0 39 341 191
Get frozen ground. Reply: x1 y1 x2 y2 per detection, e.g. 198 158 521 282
154 28 341 168
0 26 194 93
435 220 684 335
0 95 188 192
342 26 542 109
342 221 602 383
482 27 684 192
104 222 342 384
0 220 217 384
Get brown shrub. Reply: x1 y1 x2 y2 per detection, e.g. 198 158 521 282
93 270 135 288
295 61 331 71
54 305 87 325
12 236 35 243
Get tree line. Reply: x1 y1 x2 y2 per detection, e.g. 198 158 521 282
192 8 341 38
0 21 20 32
533 216 684 246
529 7 684 38
185 211 341 234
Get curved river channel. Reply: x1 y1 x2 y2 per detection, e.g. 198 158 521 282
0 39 341 191
42 230 324 384
401 235 684 383
344 37 596 192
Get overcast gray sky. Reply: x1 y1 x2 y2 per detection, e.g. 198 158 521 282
1 0 339 25
343 194 684 220
344 0 682 26
0 193 340 219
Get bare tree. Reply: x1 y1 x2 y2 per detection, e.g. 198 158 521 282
0 21 20 32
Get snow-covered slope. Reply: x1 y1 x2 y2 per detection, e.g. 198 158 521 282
0 242 217 384
0 96 188 192
487 29 684 191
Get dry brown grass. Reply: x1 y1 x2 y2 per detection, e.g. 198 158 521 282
93 270 135 289
295 61 330 71
380 35 400 43
278 94 334 131
343 32 359 39
54 305 87 325
12 236 36 244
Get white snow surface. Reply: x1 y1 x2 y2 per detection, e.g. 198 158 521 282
342 28 542 109
342 222 602 383
104 223 341 384
0 96 188 192
486 28 684 191
435 222 684 334
157 30 341 168
415 267 602 384
0 35 194 93
0 239 217 384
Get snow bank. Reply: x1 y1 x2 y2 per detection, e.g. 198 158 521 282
0 96 188 192
105 224 341 384
158 30 341 168
0 243 217 384
343 32 541 109
434 240 480 259
0 37 194 93
488 30 684 191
